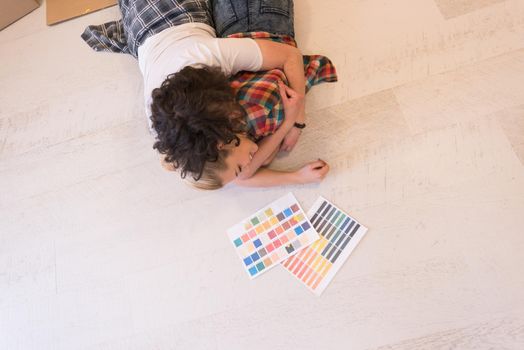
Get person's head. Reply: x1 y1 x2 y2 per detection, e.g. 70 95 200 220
183 133 259 189
149 66 258 190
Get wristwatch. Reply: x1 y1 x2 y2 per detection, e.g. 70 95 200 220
293 122 306 129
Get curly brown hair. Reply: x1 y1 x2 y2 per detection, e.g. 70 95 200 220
150 66 247 182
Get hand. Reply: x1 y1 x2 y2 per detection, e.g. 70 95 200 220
278 81 304 130
294 159 330 184
280 127 302 152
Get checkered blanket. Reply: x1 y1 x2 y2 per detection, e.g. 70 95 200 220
227 32 338 140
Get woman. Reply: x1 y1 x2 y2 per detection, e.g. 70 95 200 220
82 0 332 189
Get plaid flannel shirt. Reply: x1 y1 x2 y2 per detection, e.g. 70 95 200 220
227 32 338 141
81 0 211 58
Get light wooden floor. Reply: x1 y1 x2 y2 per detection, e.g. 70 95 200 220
1 0 524 349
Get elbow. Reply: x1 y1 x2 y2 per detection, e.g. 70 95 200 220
288 46 302 63
281 46 302 69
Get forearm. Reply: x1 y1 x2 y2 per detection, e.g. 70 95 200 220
240 125 290 178
282 49 306 122
234 168 299 187
261 146 279 166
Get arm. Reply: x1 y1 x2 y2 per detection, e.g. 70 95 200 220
238 82 302 179
254 39 306 151
234 159 330 188
261 146 279 166
254 39 306 123
234 168 299 187
238 115 291 179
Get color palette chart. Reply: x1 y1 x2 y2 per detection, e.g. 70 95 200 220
282 197 368 295
227 193 320 279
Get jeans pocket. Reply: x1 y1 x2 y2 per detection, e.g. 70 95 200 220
212 0 238 35
260 0 290 17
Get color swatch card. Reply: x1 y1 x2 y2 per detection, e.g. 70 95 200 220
282 197 368 295
227 193 320 279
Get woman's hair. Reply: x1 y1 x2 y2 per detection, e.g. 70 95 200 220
150 66 246 187
182 156 228 190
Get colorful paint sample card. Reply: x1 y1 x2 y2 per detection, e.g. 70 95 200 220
282 197 368 295
227 192 320 279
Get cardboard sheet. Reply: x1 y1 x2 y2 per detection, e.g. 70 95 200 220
1 0 40 30
46 0 116 25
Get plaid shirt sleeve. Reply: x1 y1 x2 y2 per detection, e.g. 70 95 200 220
227 32 338 141
81 20 132 55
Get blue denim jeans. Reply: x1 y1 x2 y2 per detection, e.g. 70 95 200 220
211 0 295 37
